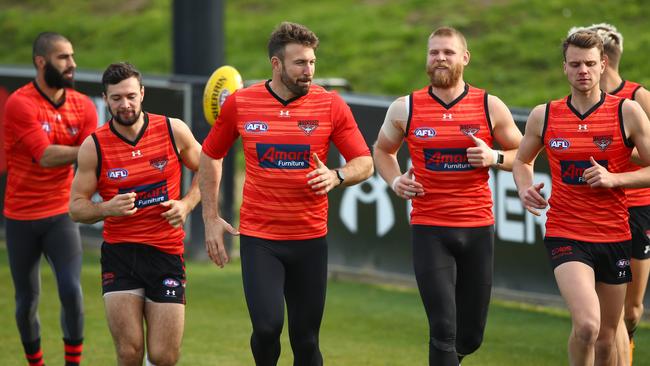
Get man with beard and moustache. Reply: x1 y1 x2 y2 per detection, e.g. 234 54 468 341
373 26 522 366
68 62 202 366
199 22 372 365
2 32 97 366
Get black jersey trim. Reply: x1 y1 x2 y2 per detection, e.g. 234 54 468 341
484 92 494 137
91 133 101 180
619 99 634 148
109 112 149 147
428 83 469 110
165 116 182 161
610 80 626 96
566 91 606 120
540 103 550 143
32 80 66 109
631 85 642 100
404 94 414 138
265 79 303 106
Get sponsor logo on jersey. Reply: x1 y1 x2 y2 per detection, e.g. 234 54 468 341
459 124 480 136
107 168 128 180
424 148 473 171
132 150 142 158
616 259 630 268
578 124 588 131
593 135 613 151
549 138 570 151
41 121 51 133
413 127 436 139
150 156 168 172
442 113 453 120
163 278 180 287
298 120 319 135
244 121 269 133
118 180 169 208
256 143 310 169
279 110 290 118
559 159 608 185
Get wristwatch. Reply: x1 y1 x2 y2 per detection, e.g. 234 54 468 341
335 169 345 185
496 151 504 166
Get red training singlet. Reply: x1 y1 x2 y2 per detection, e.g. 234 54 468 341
3 81 97 220
405 84 495 227
610 80 650 208
94 113 184 254
202 81 371 240
543 93 632 242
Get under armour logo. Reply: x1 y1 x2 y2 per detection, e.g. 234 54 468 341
165 290 176 297
132 150 142 158
442 113 453 120
279 110 290 118
578 124 588 131
645 245 650 255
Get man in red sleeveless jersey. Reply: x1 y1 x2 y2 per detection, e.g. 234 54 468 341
571 23 650 366
514 31 650 366
69 62 202 366
199 22 373 366
373 27 522 366
3 32 97 366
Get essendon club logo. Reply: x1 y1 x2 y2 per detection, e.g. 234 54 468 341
459 124 480 136
560 159 608 185
298 120 319 135
150 156 168 172
593 135 613 151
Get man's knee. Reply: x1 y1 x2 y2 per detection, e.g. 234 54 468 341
430 319 456 353
15 292 39 320
624 302 644 326
147 349 180 366
456 332 484 356
115 342 145 365
253 320 283 344
573 319 600 346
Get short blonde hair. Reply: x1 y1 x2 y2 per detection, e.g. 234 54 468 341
429 26 468 50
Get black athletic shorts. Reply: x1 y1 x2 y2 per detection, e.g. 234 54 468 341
629 205 650 260
544 237 632 285
100 242 186 304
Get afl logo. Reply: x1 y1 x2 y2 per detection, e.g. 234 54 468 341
163 278 180 287
549 138 570 151
244 121 269 133
107 168 128 180
414 127 436 139
616 259 630 268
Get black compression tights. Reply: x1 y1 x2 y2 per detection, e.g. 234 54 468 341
412 225 494 366
240 235 327 366
6 214 84 343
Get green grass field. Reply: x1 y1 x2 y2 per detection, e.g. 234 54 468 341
0 243 647 365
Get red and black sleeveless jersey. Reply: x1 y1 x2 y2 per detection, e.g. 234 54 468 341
94 113 184 254
202 81 370 240
405 84 494 227
543 93 632 242
3 82 97 220
611 80 650 207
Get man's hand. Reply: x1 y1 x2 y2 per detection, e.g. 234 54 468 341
160 200 191 228
307 153 339 195
466 134 496 168
204 216 239 268
518 182 548 216
103 192 138 217
583 157 618 188
391 167 425 200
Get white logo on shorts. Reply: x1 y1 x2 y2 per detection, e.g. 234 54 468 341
645 245 650 255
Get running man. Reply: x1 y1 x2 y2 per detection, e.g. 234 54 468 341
572 23 650 366
199 22 373 366
3 32 97 366
373 26 522 366
69 62 201 366
513 30 650 366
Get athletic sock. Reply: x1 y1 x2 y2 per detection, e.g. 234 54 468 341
22 338 44 366
63 338 83 366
